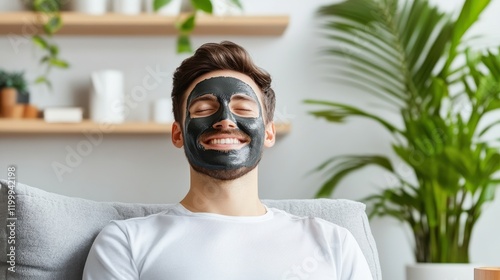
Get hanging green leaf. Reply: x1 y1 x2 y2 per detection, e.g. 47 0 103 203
177 34 192 53
178 14 196 33
190 0 213 14
49 45 59 56
31 0 69 89
229 0 243 10
153 0 173 11
35 75 54 90
44 15 62 35
32 35 49 50
49 58 70 68
40 56 50 64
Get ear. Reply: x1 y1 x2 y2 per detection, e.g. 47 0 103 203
264 122 276 148
171 122 184 148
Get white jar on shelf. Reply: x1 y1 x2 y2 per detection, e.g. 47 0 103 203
2 1 25 11
90 70 125 124
72 0 109 15
112 0 142 15
210 0 243 16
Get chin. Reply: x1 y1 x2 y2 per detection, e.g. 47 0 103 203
191 164 258 181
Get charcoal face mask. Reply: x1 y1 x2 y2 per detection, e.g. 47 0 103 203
183 76 265 180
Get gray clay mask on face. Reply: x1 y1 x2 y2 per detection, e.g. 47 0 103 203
183 76 266 172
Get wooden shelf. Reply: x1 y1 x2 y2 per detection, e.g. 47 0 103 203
0 12 289 36
0 119 291 135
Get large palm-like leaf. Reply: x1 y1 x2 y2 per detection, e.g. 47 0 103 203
317 0 453 107
308 0 499 263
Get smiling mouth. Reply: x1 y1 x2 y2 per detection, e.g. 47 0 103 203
209 138 242 145
200 132 250 151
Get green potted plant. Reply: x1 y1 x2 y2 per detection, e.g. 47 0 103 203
305 0 500 279
0 70 29 118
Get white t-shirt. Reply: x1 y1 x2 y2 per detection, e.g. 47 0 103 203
83 204 373 280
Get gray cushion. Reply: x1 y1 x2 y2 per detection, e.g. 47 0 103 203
0 180 382 280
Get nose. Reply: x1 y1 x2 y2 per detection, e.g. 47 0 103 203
213 103 237 129
213 119 237 130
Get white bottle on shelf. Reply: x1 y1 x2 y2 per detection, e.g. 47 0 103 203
112 0 142 15
72 0 109 15
90 70 125 124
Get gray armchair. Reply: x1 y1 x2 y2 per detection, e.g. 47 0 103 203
0 180 382 280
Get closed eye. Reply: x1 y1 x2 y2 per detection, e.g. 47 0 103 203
188 94 219 117
230 94 259 117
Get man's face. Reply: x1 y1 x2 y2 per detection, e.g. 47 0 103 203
180 71 267 180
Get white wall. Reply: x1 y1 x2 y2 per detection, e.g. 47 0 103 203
1 1 500 279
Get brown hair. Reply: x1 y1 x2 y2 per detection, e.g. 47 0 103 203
171 41 275 124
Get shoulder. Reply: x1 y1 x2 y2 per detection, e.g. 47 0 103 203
268 207 352 239
100 205 179 235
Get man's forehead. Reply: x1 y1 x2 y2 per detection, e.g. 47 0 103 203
187 76 257 101
183 70 262 99
180 71 265 119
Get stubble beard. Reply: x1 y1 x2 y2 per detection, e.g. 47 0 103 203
188 157 262 181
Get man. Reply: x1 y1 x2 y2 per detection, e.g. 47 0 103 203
82 41 373 280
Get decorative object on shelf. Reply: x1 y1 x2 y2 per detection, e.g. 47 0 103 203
3 1 25 11
0 69 29 118
145 0 182 15
306 0 499 276
154 0 243 52
210 0 242 16
31 0 70 89
112 0 142 15
71 0 109 15
90 70 125 124
23 104 39 119
407 263 479 280
151 98 173 123
44 107 83 123
475 267 500 280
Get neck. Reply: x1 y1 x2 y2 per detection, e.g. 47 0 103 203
180 167 266 216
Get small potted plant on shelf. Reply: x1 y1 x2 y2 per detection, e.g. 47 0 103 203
306 0 500 279
0 70 29 118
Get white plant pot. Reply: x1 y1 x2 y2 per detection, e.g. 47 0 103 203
112 0 142 15
73 0 108 15
406 263 479 280
72 0 109 15
144 0 182 15
3 1 25 11
211 0 243 16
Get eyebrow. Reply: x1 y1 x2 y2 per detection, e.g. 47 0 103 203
230 93 257 103
189 94 217 107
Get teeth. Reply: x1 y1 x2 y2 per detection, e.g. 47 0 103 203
210 138 241 145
